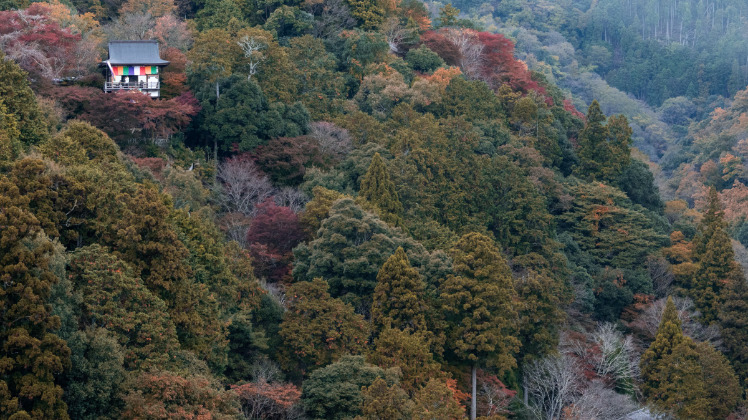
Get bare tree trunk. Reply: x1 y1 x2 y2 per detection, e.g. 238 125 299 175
471 364 477 420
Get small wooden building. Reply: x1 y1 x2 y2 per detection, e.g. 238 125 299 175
100 40 169 98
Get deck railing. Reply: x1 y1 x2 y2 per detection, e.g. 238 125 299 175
104 82 159 91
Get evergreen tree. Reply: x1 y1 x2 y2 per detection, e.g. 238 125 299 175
300 355 397 420
64 328 127 420
279 279 369 376
0 52 47 146
0 97 21 163
67 245 180 369
650 338 709 419
719 271 748 386
358 152 403 225
359 378 414 420
369 328 442 394
293 198 436 313
690 187 740 323
371 247 428 334
574 100 609 181
411 378 465 419
574 101 633 184
299 186 347 236
439 232 519 420
604 114 632 181
640 296 685 399
0 178 70 420
693 340 742 419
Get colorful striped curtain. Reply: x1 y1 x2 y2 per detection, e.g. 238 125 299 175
112 66 158 76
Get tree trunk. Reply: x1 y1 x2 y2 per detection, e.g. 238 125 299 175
471 363 477 420
213 138 219 185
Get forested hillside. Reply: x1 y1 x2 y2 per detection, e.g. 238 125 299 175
0 0 747 418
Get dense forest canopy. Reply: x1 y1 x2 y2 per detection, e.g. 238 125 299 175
0 0 747 418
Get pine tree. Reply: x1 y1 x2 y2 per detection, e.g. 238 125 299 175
640 296 685 398
358 152 403 225
719 270 748 386
690 187 739 323
0 177 70 419
439 232 519 420
371 247 429 334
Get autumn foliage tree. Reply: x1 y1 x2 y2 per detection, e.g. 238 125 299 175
246 198 305 282
0 4 96 82
232 380 302 419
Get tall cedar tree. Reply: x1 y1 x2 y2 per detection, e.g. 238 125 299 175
368 327 442 394
440 232 519 420
574 101 631 184
692 340 742 419
0 98 21 163
640 296 686 400
67 245 180 369
646 337 741 418
719 269 748 386
359 377 414 420
279 279 369 376
642 295 740 417
649 338 709 418
0 178 70 419
0 52 47 147
690 187 740 323
371 247 429 334
358 152 403 225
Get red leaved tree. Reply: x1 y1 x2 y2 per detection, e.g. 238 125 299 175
246 198 305 282
46 86 199 143
232 381 302 420
0 4 97 82
477 370 516 417
421 28 543 94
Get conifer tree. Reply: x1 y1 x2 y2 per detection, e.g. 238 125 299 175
650 339 709 419
574 101 632 184
439 232 519 420
358 152 403 225
279 279 369 376
0 178 70 419
0 98 21 163
371 247 429 334
640 296 684 398
359 378 414 420
693 340 741 419
574 100 609 181
719 270 748 385
369 328 442 394
690 187 739 323
0 52 47 146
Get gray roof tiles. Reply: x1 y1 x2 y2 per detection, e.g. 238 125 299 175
103 40 169 66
